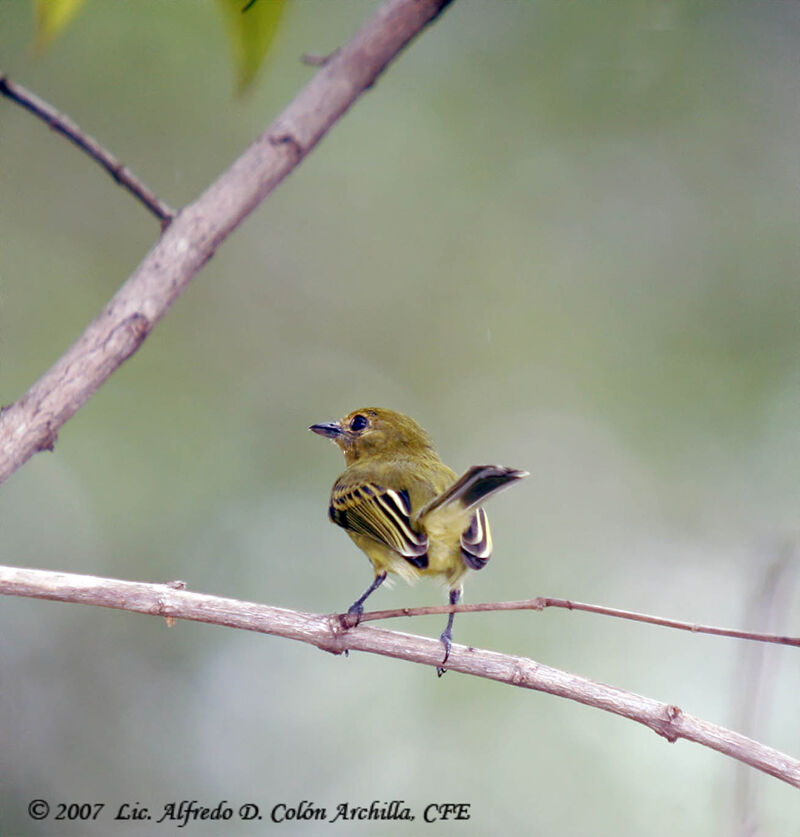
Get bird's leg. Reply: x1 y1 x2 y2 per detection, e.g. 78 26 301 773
343 571 387 628
437 587 461 677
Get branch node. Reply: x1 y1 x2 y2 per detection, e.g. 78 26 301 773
105 312 152 357
36 426 58 453
267 130 303 162
152 584 182 627
321 613 350 656
656 704 683 743
510 662 529 687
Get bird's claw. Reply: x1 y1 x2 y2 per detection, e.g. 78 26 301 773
436 630 453 677
341 603 363 629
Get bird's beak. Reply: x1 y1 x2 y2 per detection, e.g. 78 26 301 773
309 421 344 439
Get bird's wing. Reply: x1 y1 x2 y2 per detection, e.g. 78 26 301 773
329 482 429 559
460 507 493 570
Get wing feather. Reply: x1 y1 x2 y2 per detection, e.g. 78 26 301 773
330 482 429 561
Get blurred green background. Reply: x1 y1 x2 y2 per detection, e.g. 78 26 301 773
1 1 798 834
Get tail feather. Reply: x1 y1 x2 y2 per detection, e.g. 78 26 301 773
416 465 528 520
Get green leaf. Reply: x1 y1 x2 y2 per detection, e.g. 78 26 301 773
216 0 288 94
34 0 88 52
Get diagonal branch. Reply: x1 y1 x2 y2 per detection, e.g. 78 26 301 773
0 73 175 225
1 563 798 789
0 0 455 486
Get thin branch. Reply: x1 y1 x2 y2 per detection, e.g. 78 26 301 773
0 0 455 486
359 598 800 647
0 73 175 226
732 541 799 836
1 564 798 789
302 50 340 66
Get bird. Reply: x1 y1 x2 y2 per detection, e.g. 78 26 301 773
310 407 527 674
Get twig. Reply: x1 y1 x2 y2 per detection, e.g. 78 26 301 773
732 541 799 836
0 73 175 226
302 50 340 66
0 0 456 486
0 563 798 789
358 597 800 648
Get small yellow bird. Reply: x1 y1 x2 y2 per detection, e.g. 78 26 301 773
310 407 527 672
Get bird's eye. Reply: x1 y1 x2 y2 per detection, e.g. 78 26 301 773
349 414 369 432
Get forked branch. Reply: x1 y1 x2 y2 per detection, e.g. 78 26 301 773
0 0 455 486
1 564 798 790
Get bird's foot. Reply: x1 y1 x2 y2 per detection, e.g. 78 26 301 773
341 603 363 629
436 628 453 677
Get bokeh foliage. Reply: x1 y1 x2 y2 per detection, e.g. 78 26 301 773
1 2 798 835
34 0 287 91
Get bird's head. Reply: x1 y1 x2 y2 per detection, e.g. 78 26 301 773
310 407 435 464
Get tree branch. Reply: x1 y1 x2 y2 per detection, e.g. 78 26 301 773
0 73 175 225
359 598 800 648
0 0 455 487
1 564 798 790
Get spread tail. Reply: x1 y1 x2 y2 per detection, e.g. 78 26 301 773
416 465 528 521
